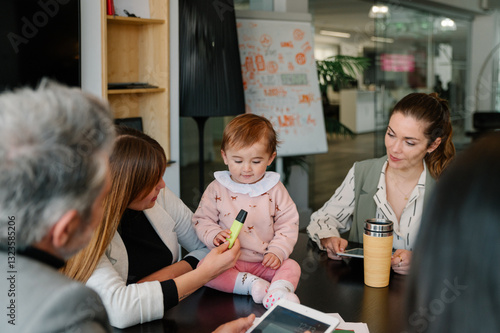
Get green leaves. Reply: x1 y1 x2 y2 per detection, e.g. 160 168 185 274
316 55 371 93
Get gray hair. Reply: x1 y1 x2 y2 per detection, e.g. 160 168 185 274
0 81 115 249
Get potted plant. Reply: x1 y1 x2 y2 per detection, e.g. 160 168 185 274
316 55 371 137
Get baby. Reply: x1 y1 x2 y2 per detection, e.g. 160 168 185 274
193 113 301 309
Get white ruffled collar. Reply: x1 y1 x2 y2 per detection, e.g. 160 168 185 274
214 171 280 197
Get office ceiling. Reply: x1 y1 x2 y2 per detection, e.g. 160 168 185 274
308 0 375 36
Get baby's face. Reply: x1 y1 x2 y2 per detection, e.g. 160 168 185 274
221 140 276 184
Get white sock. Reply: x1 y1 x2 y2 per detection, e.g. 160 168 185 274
263 279 300 309
251 279 270 303
233 272 270 303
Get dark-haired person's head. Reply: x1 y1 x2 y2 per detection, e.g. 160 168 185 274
406 132 500 332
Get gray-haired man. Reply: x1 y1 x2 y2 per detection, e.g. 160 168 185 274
0 82 115 332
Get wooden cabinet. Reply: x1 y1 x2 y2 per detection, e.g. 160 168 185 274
101 0 170 159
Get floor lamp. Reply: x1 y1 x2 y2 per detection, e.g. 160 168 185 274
179 0 245 195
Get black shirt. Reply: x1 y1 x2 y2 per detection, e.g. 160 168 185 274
119 208 174 284
118 209 199 310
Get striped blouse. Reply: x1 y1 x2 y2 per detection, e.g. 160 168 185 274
307 160 427 251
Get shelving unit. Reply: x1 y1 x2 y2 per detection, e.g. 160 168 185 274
101 0 170 159
107 16 164 25
107 88 165 95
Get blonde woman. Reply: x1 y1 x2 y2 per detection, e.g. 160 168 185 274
62 127 240 329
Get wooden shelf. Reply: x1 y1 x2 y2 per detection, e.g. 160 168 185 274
102 0 170 160
107 87 166 95
107 15 165 25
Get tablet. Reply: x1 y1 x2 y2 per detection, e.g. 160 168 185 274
336 247 364 258
246 299 339 333
336 248 396 258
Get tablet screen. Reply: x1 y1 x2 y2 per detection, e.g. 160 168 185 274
252 305 332 333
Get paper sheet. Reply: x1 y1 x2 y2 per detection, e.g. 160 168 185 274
329 313 370 333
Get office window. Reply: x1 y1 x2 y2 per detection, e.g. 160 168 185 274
372 6 471 154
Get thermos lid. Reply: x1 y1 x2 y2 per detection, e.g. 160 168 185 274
364 218 393 233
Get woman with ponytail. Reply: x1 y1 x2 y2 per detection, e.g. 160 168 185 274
307 92 455 275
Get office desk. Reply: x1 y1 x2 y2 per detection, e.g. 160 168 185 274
114 233 408 333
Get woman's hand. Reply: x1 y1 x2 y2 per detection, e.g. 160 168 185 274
199 239 241 281
320 237 348 260
391 249 412 275
214 229 231 246
174 240 241 302
212 314 256 333
262 253 281 270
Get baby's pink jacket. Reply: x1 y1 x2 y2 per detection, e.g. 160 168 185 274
193 172 299 263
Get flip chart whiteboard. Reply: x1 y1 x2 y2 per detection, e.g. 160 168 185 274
236 16 327 156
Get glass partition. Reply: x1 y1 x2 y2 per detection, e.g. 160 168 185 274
373 5 471 155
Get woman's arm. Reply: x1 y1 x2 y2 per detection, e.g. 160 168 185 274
173 240 240 301
86 253 165 329
138 260 193 283
87 240 239 327
306 165 357 250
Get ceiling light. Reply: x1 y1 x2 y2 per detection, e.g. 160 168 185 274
371 36 394 43
319 30 351 38
440 18 456 31
369 5 390 18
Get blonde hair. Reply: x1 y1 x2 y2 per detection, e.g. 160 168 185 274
62 127 166 282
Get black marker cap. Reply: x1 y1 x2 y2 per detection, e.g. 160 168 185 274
236 209 248 223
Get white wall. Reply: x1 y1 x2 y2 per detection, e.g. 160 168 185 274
469 10 500 124
165 0 181 195
80 0 103 97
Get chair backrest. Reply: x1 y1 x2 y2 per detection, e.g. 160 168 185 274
473 112 500 130
114 117 143 132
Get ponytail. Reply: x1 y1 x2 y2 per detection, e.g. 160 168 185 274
424 93 455 179
391 92 456 179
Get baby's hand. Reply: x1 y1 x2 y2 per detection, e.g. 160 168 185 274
262 253 281 270
214 229 231 246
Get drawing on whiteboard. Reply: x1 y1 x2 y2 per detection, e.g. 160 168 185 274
236 18 327 156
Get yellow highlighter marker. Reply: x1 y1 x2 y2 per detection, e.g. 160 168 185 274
227 209 248 249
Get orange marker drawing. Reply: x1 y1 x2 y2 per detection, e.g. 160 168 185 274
296 53 306 65
293 29 305 41
256 54 265 71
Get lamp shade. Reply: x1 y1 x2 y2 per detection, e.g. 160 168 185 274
179 0 245 118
